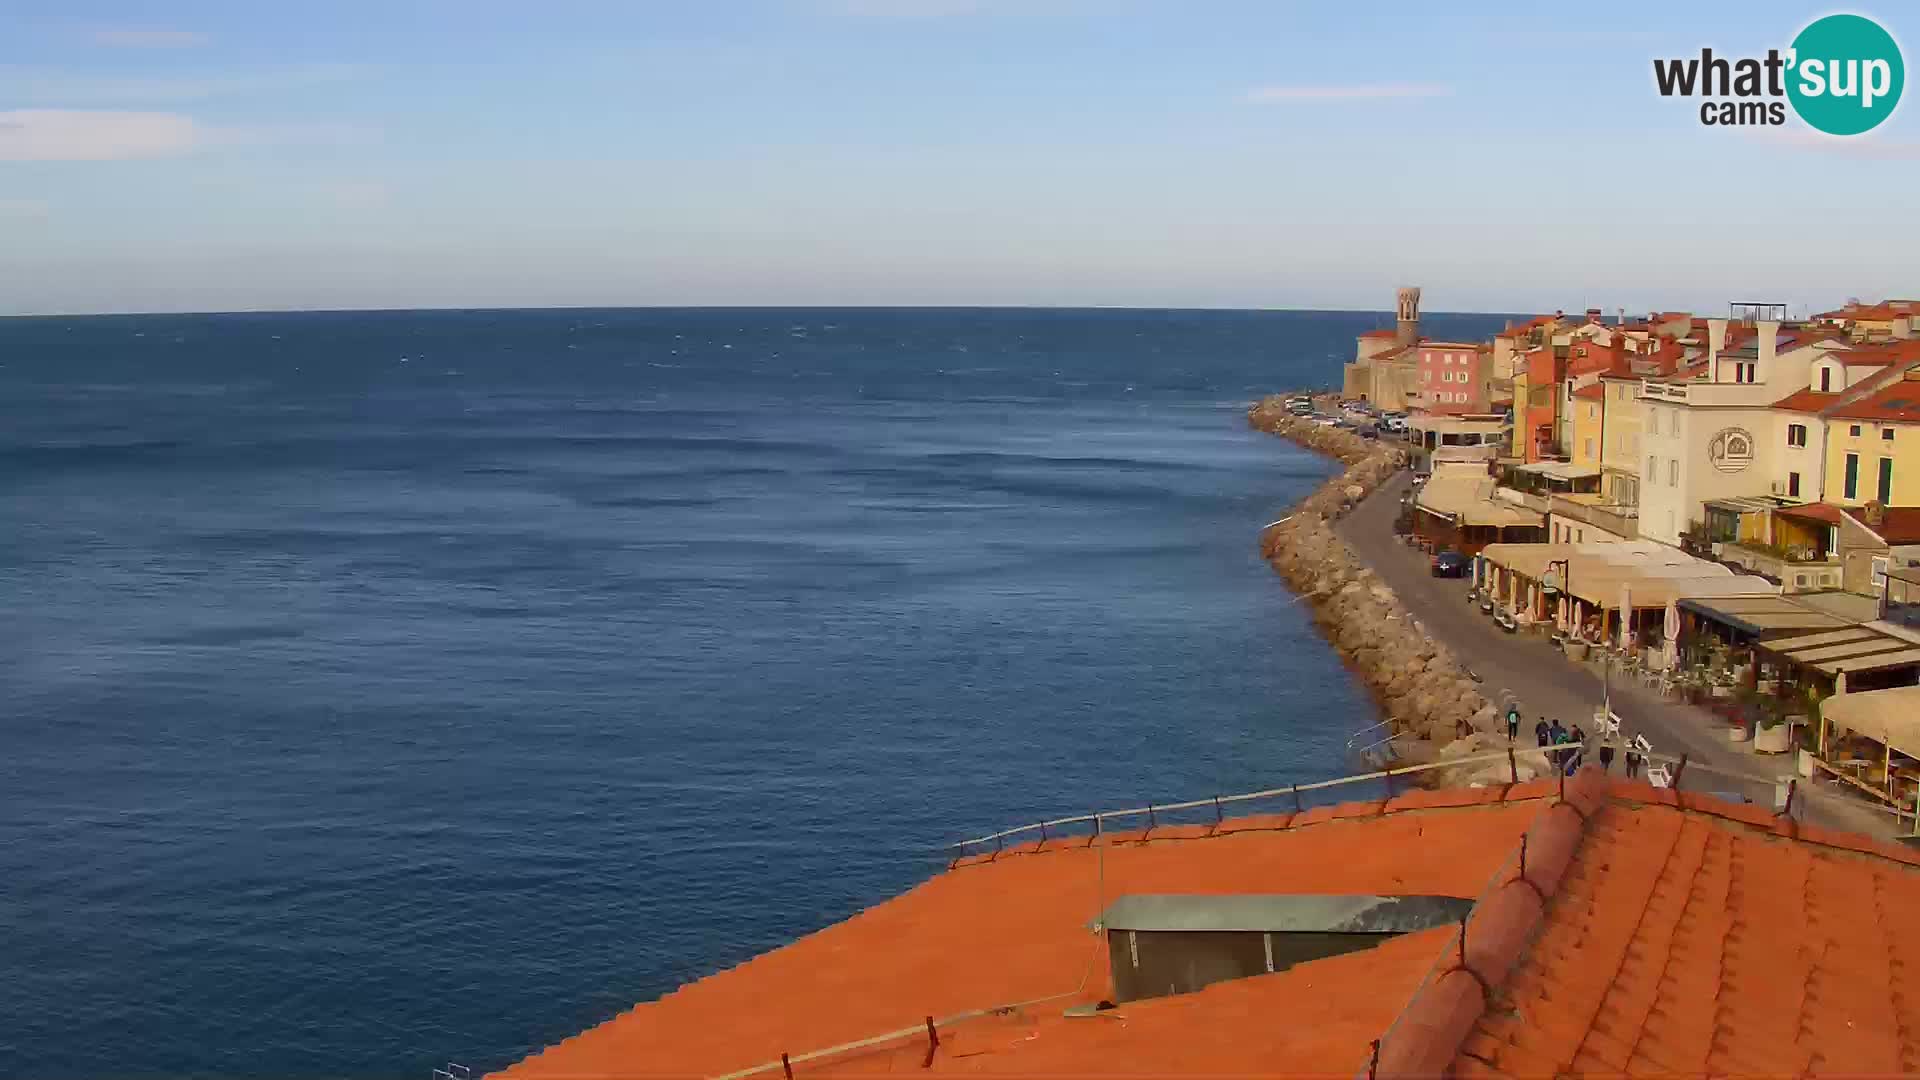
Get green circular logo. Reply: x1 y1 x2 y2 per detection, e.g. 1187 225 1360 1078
1787 14 1904 135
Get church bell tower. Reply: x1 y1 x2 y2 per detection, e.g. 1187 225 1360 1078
1395 286 1422 347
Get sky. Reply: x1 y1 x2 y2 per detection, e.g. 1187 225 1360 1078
2 0 1917 316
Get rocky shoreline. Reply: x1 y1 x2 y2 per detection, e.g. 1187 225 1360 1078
1248 395 1552 787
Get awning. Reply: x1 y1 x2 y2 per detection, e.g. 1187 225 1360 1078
1517 462 1601 482
1415 465 1545 528
1475 541 1777 609
1823 686 1920 759
1761 626 1920 676
1678 595 1857 638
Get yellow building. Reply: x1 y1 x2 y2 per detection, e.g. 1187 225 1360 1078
1597 371 1643 506
1509 367 1530 457
1822 374 1920 506
1570 382 1606 469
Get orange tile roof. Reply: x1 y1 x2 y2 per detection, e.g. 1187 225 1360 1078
493 771 1920 1080
1837 339 1920 367
1827 375 1920 423
1447 782 1920 1078
491 790 1550 1080
1572 383 1605 401
1771 387 1840 413
811 924 1460 1075
1863 507 1920 545
1361 328 1401 339
1779 502 1846 525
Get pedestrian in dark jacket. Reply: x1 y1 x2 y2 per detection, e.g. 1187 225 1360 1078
1599 739 1617 773
1624 747 1642 779
1549 718 1568 745
1535 718 1551 747
1506 708 1520 742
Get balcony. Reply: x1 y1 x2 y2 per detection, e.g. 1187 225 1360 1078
1714 540 1843 593
1548 495 1639 540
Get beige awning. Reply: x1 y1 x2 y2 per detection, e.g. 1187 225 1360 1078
1764 626 1920 675
1476 541 1775 609
1824 686 1920 759
1678 595 1856 636
1415 466 1545 528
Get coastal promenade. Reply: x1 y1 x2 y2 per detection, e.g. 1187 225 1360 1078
1338 469 1901 839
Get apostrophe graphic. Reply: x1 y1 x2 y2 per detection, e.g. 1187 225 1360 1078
1708 428 1755 473
1788 14 1904 135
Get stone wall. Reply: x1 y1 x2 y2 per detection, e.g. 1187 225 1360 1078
1248 396 1551 786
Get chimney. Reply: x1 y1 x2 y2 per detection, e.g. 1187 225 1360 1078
1617 307 1626 326
1586 308 1603 325
1894 316 1914 340
1864 501 1887 527
1707 317 1728 369
1758 318 1780 374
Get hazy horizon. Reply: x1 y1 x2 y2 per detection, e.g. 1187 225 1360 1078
6 0 1917 317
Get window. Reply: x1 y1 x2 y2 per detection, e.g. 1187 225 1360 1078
1852 425 1863 437
1885 428 1897 441
1650 411 1659 436
1788 424 1807 447
1845 453 1860 500
1424 370 1432 382
1788 471 1801 497
1648 454 1656 481
1584 438 1594 458
1423 351 1432 363
1588 404 1598 420
1880 457 1894 504
1820 368 1833 392
1669 459 1678 486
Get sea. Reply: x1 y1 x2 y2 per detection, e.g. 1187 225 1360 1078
0 307 1511 1078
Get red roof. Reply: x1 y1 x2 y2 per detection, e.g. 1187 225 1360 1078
1779 502 1845 525
491 791 1547 1080
1771 387 1841 414
1861 507 1920 545
1572 383 1606 401
1361 329 1401 339
1837 339 1920 367
1441 774 1920 1078
492 772 1920 1080
1826 375 1920 422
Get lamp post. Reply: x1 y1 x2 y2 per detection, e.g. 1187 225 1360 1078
1543 556 1612 720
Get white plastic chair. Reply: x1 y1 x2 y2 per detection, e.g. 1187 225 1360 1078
1647 764 1673 789
1631 733 1654 756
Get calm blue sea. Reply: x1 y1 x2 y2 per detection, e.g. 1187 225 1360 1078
0 307 1509 1078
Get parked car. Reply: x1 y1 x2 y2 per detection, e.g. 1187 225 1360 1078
1286 397 1314 415
1432 549 1470 578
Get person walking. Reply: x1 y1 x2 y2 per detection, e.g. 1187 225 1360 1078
1549 718 1567 745
1506 707 1521 742
1624 744 1642 780
1566 725 1587 775
1535 717 1551 747
1598 737 1617 773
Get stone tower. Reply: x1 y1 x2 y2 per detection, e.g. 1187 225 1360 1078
1396 286 1422 347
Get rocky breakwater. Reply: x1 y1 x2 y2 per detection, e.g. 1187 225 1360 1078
1247 396 1551 787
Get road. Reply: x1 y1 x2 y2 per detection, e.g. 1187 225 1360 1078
1337 470 1900 838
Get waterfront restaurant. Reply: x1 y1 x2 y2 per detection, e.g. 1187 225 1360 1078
1817 684 1920 812
1410 463 1546 556
1474 542 1778 666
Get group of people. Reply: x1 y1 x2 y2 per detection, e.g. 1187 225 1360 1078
1503 707 1642 779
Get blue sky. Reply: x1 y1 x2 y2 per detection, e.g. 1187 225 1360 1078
3 0 1916 315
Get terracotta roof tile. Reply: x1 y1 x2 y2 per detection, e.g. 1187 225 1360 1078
1826 373 1920 423
495 771 1920 1080
1445 790 1920 1080
1772 387 1841 413
491 797 1545 1079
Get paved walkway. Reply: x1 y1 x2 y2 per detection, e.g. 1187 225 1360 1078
1336 470 1902 839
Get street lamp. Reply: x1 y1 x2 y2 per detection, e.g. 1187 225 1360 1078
1543 556 1615 724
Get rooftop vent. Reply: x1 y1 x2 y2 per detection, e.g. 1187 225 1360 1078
1096 894 1473 1003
